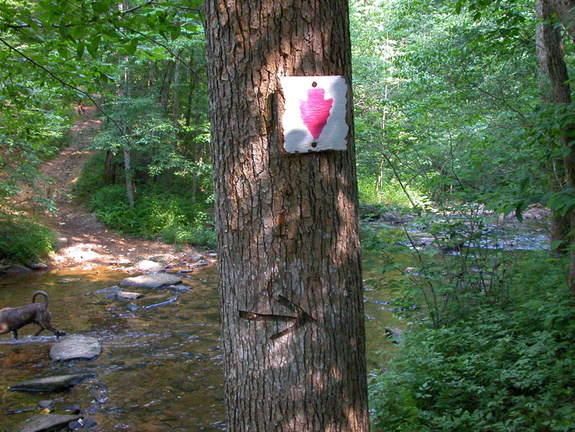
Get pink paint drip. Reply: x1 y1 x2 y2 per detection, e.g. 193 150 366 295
300 87 333 140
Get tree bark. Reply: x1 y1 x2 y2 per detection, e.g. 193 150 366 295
544 0 575 43
204 1 370 431
537 0 575 294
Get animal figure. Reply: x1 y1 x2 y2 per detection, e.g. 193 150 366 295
0 291 65 340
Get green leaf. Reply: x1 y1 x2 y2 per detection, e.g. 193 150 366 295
69 25 86 41
76 40 85 58
170 25 182 40
87 36 100 58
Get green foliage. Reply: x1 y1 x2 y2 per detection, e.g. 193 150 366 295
91 96 182 177
357 3 575 427
0 0 209 213
0 0 203 93
370 253 575 432
0 213 54 264
159 210 217 249
365 205 513 326
351 0 542 207
87 184 215 248
0 103 71 204
71 152 108 202
357 176 426 208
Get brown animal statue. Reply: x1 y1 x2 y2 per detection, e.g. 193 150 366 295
0 291 65 340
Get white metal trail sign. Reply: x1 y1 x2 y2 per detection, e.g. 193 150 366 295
280 76 349 153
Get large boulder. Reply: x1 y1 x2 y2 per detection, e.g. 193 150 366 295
120 273 182 289
50 335 101 361
10 373 96 392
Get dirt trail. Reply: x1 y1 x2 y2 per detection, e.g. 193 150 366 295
39 106 202 271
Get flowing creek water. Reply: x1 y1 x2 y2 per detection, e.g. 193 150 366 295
0 215 550 431
0 264 401 431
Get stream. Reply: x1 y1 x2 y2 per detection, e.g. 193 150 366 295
0 263 400 432
0 215 550 432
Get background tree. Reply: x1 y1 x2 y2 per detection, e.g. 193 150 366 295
204 0 370 431
536 0 575 287
545 0 575 42
351 0 542 207
0 0 215 256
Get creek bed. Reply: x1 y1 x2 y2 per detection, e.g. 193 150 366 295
0 267 224 432
0 262 399 432
5 210 546 431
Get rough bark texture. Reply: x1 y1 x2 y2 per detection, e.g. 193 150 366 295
204 1 370 431
545 0 575 43
537 0 575 295
537 0 572 105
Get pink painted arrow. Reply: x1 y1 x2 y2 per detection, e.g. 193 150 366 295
299 86 333 140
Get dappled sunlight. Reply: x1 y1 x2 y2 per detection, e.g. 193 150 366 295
267 336 293 369
330 365 343 382
50 239 116 270
62 243 108 262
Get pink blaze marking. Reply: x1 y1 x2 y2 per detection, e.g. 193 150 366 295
299 87 334 140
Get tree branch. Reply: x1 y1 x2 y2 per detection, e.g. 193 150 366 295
0 36 130 144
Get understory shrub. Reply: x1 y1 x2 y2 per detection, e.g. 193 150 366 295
87 185 216 248
358 176 427 208
369 253 575 432
0 213 54 264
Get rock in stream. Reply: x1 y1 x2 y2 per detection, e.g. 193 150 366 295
120 273 182 289
19 414 82 432
9 373 96 392
50 335 101 361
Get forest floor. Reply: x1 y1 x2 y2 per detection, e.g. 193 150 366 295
34 106 205 272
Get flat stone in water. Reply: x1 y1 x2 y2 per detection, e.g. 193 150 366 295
143 294 179 309
37 400 55 410
19 414 82 432
93 285 123 295
10 373 96 392
138 292 178 309
120 273 182 289
170 284 191 293
6 264 30 274
116 291 145 300
50 335 101 361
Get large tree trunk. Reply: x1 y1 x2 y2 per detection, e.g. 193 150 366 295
204 1 370 431
544 0 575 42
537 0 575 294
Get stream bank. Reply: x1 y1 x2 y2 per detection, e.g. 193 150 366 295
0 209 552 431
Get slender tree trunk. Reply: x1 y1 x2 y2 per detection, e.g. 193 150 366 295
159 60 175 110
173 53 181 122
123 144 134 206
104 150 118 184
118 0 135 207
204 1 370 431
184 52 197 128
537 0 575 294
121 64 135 207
